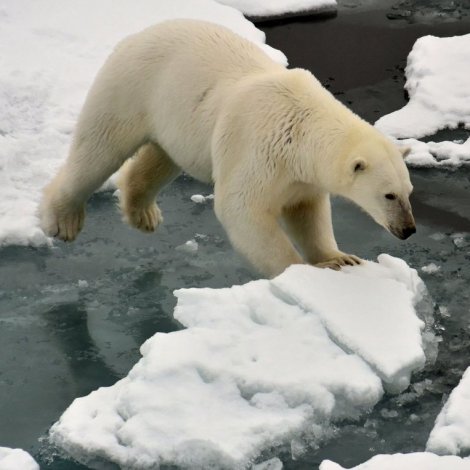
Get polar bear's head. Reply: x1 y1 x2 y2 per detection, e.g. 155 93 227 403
338 135 415 240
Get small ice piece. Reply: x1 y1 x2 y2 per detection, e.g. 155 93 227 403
426 367 470 455
430 233 446 241
438 306 450 317
190 194 206 203
0 447 39 470
452 236 467 248
421 263 441 274
319 452 470 469
78 280 89 288
176 239 198 252
252 457 283 470
190 194 214 204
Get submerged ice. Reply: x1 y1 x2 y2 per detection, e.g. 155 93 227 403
50 255 436 469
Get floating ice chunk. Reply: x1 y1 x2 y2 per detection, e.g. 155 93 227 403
176 239 199 252
320 452 470 470
421 263 441 274
50 255 431 468
271 254 427 393
0 0 286 248
376 34 470 139
190 194 214 204
216 0 336 19
398 138 470 168
0 447 39 470
426 367 470 455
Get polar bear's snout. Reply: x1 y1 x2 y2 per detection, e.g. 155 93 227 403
389 200 416 240
391 223 416 240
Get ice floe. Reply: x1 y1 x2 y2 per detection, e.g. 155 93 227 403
0 0 286 248
320 452 470 470
427 366 470 456
50 255 435 469
0 447 39 470
375 34 470 167
376 34 470 138
216 0 336 19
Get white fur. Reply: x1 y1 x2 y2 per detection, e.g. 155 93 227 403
40 19 415 277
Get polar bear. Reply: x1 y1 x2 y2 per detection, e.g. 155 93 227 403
40 19 415 277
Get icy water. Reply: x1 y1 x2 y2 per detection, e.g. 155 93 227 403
1 1 469 469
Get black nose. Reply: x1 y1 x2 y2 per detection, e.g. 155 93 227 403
401 225 416 240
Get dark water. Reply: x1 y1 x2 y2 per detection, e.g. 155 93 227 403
0 1 469 469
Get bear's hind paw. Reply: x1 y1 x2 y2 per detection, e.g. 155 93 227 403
40 203 85 242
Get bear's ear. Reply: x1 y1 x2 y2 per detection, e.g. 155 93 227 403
352 158 367 173
399 146 411 159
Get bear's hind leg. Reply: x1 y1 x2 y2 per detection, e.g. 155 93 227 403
117 142 180 232
40 113 148 241
283 194 362 270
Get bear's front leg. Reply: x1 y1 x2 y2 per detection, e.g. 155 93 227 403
214 194 304 278
282 193 362 270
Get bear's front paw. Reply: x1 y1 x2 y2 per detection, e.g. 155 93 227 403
315 252 362 271
123 202 163 233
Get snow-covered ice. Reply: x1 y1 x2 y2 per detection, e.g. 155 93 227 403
375 34 470 167
0 0 286 248
217 0 336 19
426 366 470 456
0 447 39 470
320 453 470 470
400 137 470 168
50 255 434 469
376 34 470 139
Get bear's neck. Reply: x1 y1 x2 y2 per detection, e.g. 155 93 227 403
295 103 364 194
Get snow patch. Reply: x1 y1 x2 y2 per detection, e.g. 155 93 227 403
0 0 286 248
426 366 470 456
50 255 434 469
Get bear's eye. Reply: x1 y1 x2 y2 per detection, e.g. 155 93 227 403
385 193 397 200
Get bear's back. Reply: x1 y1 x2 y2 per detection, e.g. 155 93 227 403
117 19 283 83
